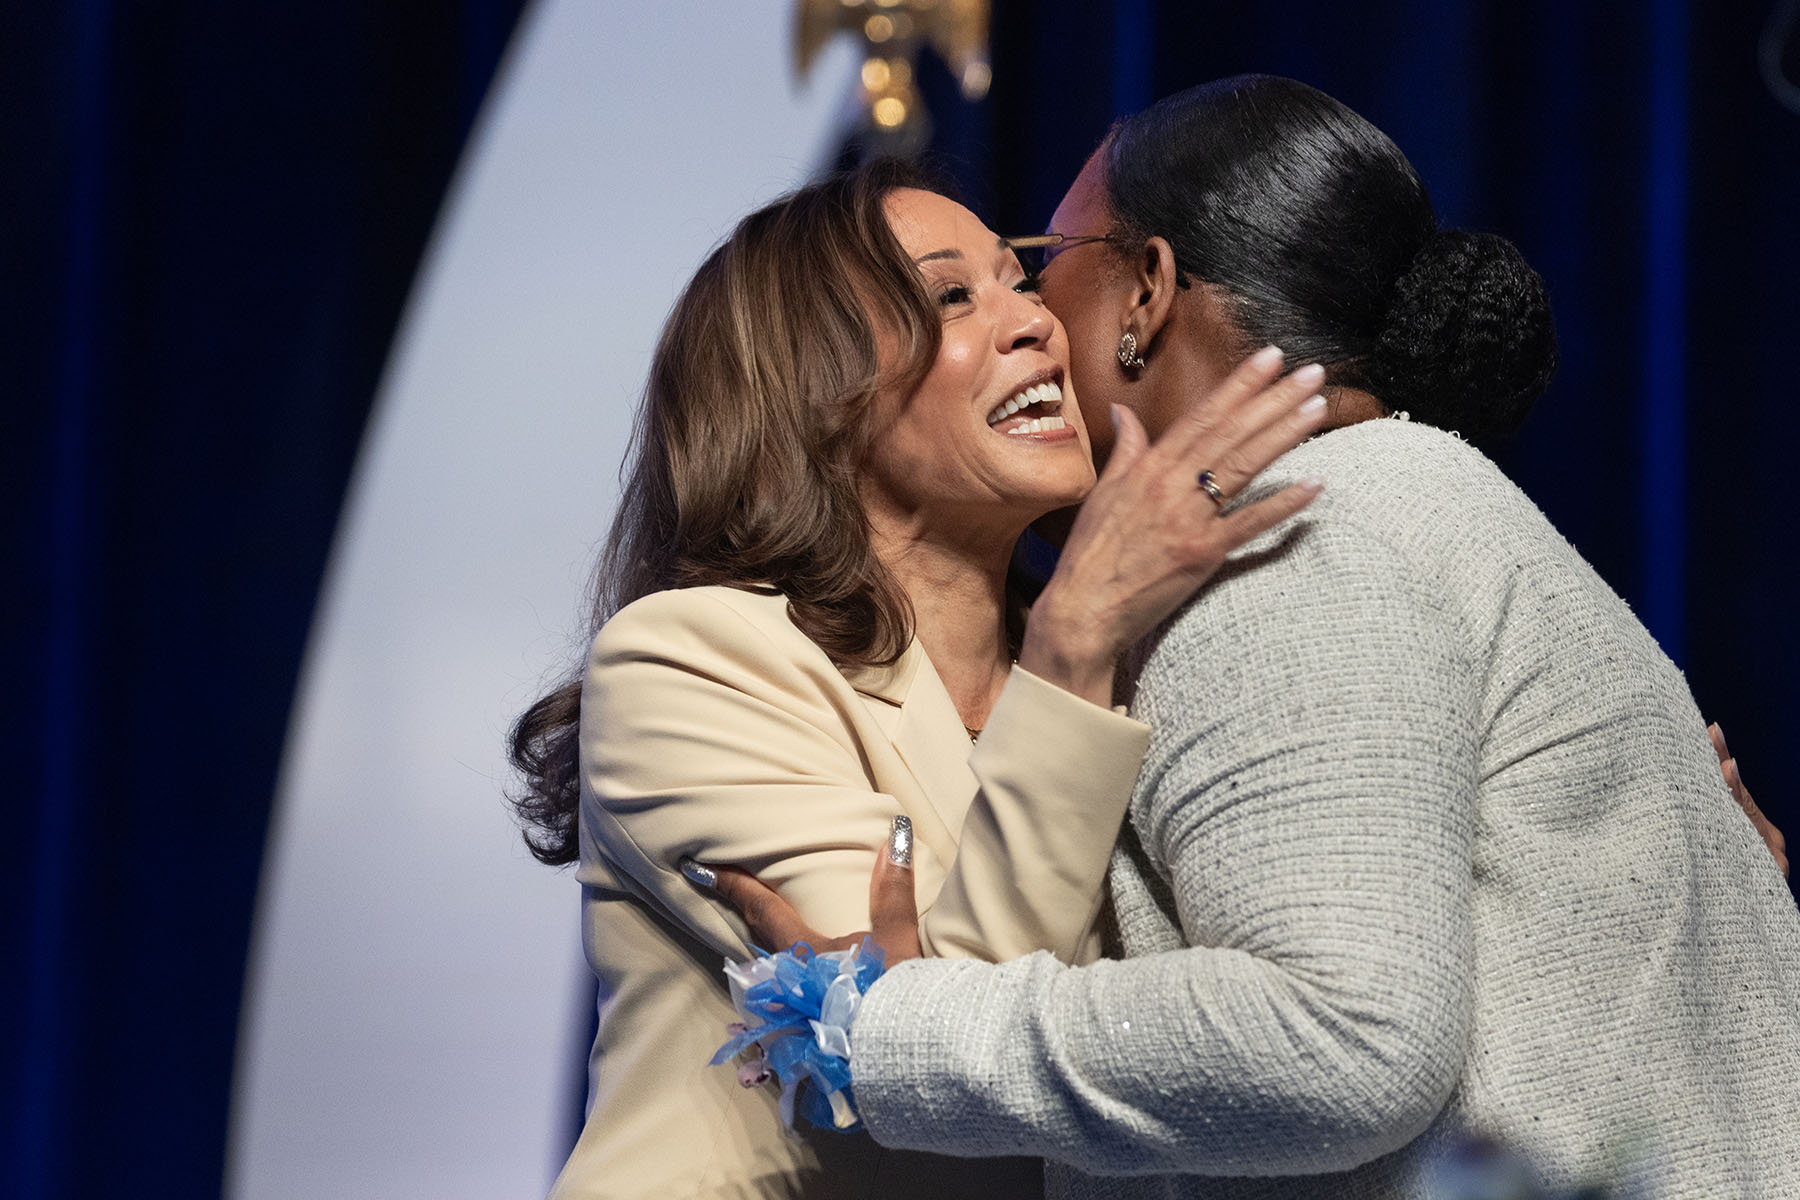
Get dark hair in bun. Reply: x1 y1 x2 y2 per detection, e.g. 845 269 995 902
1103 74 1558 438
1367 231 1558 435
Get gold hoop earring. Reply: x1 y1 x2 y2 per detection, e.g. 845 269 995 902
1117 331 1146 370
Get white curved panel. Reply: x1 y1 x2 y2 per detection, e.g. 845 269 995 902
228 6 855 1197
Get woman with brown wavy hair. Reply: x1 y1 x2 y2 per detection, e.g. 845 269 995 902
509 159 1328 1199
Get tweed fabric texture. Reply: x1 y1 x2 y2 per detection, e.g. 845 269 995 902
853 420 1800 1198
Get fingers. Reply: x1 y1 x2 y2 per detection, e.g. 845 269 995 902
1714 748 1790 880
1217 477 1325 547
1710 723 1753 816
1724 755 1751 811
1097 403 1149 481
868 817 923 965
678 820 927 962
1161 344 1288 455
1724 756 1769 838
699 861 827 952
1733 764 1791 879
1204 391 1328 497
1161 351 1325 480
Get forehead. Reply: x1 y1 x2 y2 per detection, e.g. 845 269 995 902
883 188 997 256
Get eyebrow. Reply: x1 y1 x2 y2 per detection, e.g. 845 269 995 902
914 238 1025 267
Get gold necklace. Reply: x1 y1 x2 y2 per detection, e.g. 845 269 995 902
962 656 1014 744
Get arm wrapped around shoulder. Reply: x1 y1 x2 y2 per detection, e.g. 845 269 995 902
579 588 914 959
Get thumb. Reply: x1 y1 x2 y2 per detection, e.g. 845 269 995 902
1100 404 1149 478
869 816 922 965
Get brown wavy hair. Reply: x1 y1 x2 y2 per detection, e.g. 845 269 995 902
508 160 945 866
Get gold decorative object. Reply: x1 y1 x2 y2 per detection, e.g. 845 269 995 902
795 0 991 151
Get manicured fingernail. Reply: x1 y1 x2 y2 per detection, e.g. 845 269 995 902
678 856 717 889
1250 345 1283 369
887 815 914 868
1299 475 1325 491
1299 394 1326 416
1712 723 1730 755
1293 363 1325 387
1726 758 1742 787
1110 403 1123 431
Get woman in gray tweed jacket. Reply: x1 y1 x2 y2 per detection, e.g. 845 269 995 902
721 77 1800 1197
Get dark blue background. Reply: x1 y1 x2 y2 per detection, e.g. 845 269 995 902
8 3 1795 1196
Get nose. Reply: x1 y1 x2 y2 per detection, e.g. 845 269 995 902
998 289 1054 352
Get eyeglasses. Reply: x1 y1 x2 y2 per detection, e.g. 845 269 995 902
1002 232 1193 289
1000 232 1124 277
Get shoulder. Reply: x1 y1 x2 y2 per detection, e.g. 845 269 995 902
1272 419 1506 512
1214 419 1543 593
593 585 810 663
1139 424 1481 676
586 585 857 715
1201 422 1470 588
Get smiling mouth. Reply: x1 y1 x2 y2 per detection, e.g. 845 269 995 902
985 378 1068 436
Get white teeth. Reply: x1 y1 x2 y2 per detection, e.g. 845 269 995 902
986 379 1065 425
1002 415 1068 436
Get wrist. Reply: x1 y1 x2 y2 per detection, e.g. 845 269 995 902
1019 590 1118 707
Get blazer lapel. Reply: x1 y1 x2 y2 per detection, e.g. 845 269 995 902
840 641 978 871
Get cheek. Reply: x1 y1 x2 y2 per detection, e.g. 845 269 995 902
932 328 980 383
895 336 978 435
1044 290 1121 404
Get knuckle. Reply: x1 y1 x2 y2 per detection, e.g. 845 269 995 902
1205 412 1248 446
1176 539 1222 572
743 892 778 929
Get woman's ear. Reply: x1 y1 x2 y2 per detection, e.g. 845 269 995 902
1126 235 1181 350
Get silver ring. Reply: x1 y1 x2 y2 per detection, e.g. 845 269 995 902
1196 469 1226 509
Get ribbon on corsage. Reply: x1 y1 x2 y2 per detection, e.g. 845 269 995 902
711 938 885 1132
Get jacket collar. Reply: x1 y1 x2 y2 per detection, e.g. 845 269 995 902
839 640 926 707
841 639 977 866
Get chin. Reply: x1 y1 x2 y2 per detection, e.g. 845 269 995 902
1034 471 1097 512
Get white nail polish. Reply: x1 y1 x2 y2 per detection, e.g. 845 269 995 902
1299 394 1326 415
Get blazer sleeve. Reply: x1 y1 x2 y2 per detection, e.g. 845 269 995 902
578 588 1148 966
933 664 1150 963
849 507 1481 1176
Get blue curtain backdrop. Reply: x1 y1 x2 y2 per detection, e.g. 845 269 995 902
5 3 528 1198
7 3 1795 1197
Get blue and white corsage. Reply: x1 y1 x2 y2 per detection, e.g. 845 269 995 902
711 938 886 1132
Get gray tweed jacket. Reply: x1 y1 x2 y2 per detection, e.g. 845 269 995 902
850 420 1800 1198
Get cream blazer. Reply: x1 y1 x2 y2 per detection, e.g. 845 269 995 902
549 585 1150 1200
